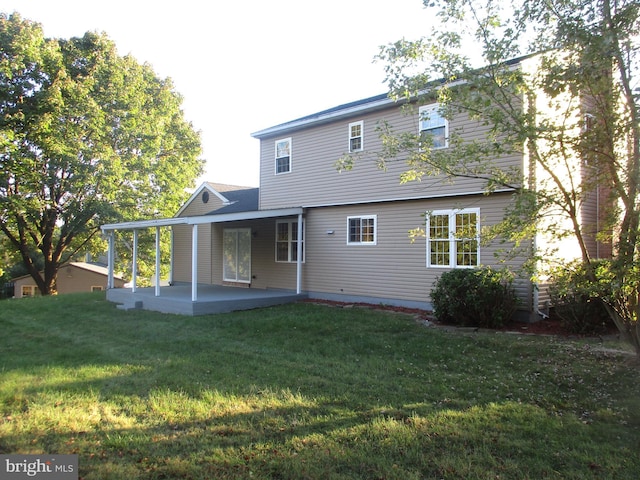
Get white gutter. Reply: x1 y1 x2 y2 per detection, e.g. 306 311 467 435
186 207 304 225
101 207 304 232
251 96 396 139
101 217 187 232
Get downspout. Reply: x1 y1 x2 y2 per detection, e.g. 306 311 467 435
596 176 600 259
524 87 547 321
532 230 549 320
296 213 303 294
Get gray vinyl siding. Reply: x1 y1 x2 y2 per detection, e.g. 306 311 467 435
173 218 305 290
536 281 552 316
581 186 599 258
260 192 531 309
258 104 523 210
172 191 220 282
171 193 535 312
172 223 213 284
581 183 613 260
179 192 224 217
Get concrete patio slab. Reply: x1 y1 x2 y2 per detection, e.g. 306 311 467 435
106 283 307 316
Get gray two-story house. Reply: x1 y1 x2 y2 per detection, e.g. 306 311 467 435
102 57 605 318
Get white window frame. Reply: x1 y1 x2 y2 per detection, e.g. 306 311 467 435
426 209 480 268
223 228 252 283
91 286 104 292
419 104 448 149
347 215 377 245
348 121 364 152
275 219 305 263
275 137 292 175
21 285 38 297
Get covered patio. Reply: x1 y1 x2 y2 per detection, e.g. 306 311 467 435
107 283 307 316
101 206 306 316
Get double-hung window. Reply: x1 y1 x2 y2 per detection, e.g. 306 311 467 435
427 209 479 267
349 121 364 152
276 220 304 262
347 215 377 245
275 138 292 174
419 104 448 149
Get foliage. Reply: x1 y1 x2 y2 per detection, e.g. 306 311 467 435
359 0 640 356
0 13 203 294
549 261 614 335
431 266 518 328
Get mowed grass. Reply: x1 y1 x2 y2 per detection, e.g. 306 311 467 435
0 293 639 479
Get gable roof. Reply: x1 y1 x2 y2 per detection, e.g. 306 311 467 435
67 262 112 276
174 182 255 218
206 187 259 215
250 93 392 139
250 54 536 140
206 182 254 193
11 262 123 282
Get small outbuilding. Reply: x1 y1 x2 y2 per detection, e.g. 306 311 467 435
11 262 125 298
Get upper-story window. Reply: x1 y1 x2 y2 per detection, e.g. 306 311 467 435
347 215 377 245
419 104 448 149
275 138 292 174
427 209 479 268
349 121 364 152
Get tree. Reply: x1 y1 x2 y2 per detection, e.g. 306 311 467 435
0 13 203 294
346 1 639 354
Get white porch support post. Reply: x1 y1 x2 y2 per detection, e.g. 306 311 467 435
107 231 115 289
169 227 174 286
154 226 161 297
131 229 138 293
191 224 198 302
296 213 303 294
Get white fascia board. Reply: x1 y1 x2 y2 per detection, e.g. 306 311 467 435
300 188 516 209
101 217 187 232
187 207 304 225
101 208 304 232
174 183 229 217
251 97 396 139
250 87 444 139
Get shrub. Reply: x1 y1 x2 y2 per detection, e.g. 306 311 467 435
548 262 614 335
431 267 518 328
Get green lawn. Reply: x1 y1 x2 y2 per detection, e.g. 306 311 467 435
1 292 638 479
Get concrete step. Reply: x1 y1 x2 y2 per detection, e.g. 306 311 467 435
116 300 143 311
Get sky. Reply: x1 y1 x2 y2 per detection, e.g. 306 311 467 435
2 0 436 187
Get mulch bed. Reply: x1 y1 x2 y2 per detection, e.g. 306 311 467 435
302 298 616 338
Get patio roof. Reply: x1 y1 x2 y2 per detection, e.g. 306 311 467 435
100 207 304 232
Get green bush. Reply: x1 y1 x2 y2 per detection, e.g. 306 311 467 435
431 267 518 328
548 262 614 335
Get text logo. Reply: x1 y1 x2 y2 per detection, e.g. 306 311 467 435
1 455 78 480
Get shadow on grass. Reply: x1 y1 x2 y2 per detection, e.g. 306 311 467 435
1 294 639 479
2 392 634 479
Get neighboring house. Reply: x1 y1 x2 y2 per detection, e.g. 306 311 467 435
12 262 125 298
102 55 607 319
